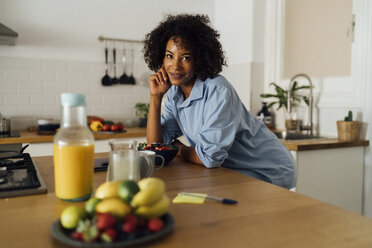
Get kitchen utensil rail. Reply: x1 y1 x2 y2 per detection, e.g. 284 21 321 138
98 35 143 44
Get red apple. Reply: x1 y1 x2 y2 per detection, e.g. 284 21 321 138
110 124 119 132
102 124 111 131
117 123 125 131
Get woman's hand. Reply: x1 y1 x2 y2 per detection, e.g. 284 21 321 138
172 139 203 166
149 66 171 96
172 139 185 157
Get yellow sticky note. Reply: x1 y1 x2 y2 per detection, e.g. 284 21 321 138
172 193 207 204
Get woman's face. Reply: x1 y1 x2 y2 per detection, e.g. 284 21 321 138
163 37 195 87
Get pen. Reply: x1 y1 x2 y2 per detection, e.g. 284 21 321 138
179 192 238 205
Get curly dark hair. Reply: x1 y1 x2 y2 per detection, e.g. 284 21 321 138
143 14 227 81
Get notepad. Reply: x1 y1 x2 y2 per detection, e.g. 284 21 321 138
172 192 207 204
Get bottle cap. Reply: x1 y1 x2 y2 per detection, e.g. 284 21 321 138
60 93 86 107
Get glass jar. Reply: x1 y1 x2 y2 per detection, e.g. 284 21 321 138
107 139 140 182
53 93 94 201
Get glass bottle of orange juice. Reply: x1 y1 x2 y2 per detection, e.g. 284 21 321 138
53 93 94 201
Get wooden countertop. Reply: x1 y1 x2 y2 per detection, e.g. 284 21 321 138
0 127 146 145
0 127 369 152
281 138 369 151
1 155 372 247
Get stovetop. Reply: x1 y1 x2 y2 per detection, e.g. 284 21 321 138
0 131 20 138
0 152 47 198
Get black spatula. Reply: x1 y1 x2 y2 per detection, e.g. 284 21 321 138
110 48 119 85
101 46 111 86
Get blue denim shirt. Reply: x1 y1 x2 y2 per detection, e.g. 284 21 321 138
161 75 296 189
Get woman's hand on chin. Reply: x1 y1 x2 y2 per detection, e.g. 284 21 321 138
149 66 172 97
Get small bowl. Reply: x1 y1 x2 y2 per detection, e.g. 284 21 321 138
138 144 178 165
38 123 60 131
153 148 178 165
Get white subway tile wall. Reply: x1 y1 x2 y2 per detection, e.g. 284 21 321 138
0 57 151 122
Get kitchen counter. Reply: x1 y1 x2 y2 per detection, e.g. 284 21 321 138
281 138 369 151
1 155 372 247
284 138 369 214
1 127 368 151
0 127 146 145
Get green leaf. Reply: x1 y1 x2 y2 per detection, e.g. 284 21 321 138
303 96 309 105
260 93 280 98
290 81 298 92
294 85 311 90
267 102 276 109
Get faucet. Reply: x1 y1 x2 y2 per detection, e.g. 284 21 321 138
287 73 313 136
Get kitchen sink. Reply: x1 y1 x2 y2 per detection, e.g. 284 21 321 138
273 131 323 140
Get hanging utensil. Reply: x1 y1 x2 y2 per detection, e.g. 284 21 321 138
127 48 136 85
110 47 119 85
101 42 112 86
119 47 129 84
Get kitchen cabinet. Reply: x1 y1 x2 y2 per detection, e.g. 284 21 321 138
283 139 369 214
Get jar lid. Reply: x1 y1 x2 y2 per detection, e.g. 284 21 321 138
60 93 86 106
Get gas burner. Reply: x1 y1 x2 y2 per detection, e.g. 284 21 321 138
0 159 13 166
0 153 47 198
0 158 25 167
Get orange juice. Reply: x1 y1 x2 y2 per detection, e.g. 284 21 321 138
53 144 94 201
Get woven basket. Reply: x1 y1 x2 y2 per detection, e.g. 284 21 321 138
337 121 360 142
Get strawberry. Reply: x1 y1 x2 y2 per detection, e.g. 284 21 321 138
96 213 116 230
147 218 164 232
100 228 117 243
122 221 136 233
124 214 138 226
70 231 83 241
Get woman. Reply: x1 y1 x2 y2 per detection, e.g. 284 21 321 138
143 14 296 189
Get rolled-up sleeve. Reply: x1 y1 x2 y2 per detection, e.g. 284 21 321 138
161 93 183 144
195 85 240 168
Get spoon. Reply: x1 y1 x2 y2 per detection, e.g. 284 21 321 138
119 47 129 84
110 48 119 85
101 45 112 86
127 48 136 85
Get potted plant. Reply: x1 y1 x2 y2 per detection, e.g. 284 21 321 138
135 103 149 127
337 111 360 141
260 82 310 130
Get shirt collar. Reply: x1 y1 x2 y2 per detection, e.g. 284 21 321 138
172 77 204 108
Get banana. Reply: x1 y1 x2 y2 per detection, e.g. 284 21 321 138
95 198 131 217
95 181 122 199
135 194 170 218
131 178 165 207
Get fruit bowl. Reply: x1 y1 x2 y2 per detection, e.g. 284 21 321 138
137 143 178 165
50 213 174 247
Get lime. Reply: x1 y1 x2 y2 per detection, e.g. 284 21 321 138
118 180 140 203
85 197 102 215
60 205 85 229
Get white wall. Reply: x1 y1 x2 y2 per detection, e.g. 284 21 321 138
0 0 215 61
0 0 215 123
214 0 255 110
